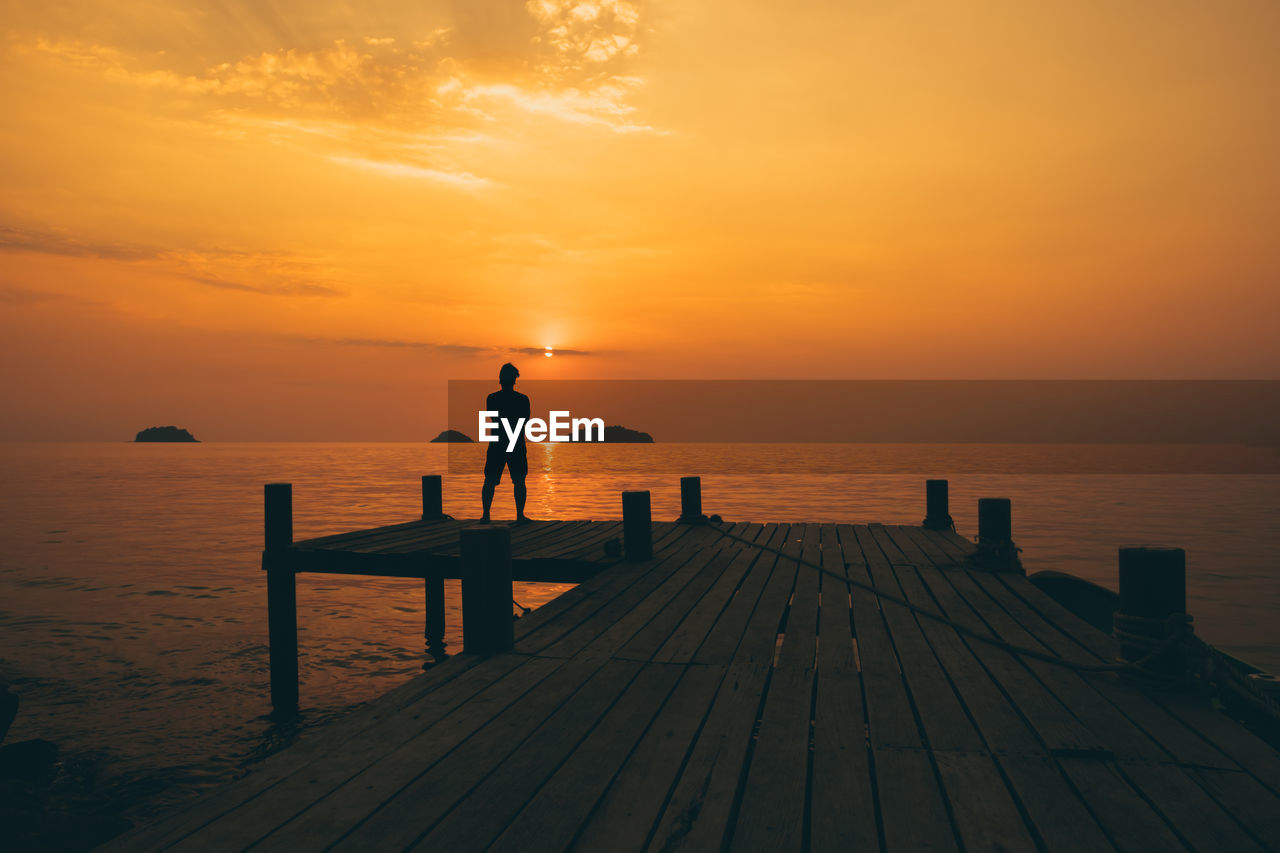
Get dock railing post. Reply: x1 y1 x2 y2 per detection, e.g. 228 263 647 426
923 479 953 530
264 483 298 716
976 497 1020 572
460 527 513 655
1117 547 1187 672
679 476 704 523
424 564 448 666
622 490 653 560
422 474 445 520
421 474 448 665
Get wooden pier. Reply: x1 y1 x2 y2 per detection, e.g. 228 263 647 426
106 478 1280 852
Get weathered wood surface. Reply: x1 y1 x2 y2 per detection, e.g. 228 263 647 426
283 518 683 581
107 523 1280 852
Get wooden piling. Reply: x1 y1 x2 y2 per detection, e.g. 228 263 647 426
424 568 447 665
460 527 513 655
422 475 444 520
1117 547 1186 668
679 476 703 523
977 497 1012 545
622 490 652 560
923 479 952 530
264 482 297 715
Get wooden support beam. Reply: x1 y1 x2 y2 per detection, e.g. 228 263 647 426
622 490 652 561
264 482 298 716
422 475 445 520
923 479 953 531
679 476 704 523
1117 547 1186 670
424 568 448 666
460 527 513 654
977 497 1012 545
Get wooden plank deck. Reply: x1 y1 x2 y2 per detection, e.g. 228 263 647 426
107 521 1280 852
284 517 694 582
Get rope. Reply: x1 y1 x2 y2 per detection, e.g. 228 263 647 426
512 597 532 618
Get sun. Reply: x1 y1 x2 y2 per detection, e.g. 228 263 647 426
544 346 553 358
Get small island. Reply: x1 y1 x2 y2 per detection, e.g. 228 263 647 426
602 425 653 443
430 429 473 443
134 426 198 443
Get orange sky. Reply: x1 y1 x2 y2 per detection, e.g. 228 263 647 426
2 1 1278 439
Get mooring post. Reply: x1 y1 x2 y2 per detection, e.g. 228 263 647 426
977 497 1012 545
622 490 653 560
679 476 703 523
422 474 445 520
264 482 298 716
460 527 513 655
923 479 952 530
424 566 448 665
421 475 448 664
1117 547 1187 669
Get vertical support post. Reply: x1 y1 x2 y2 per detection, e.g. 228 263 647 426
422 474 444 520
622 490 652 561
679 476 703 523
460 527 513 655
424 568 447 665
923 479 952 530
977 497 1012 545
1117 547 1186 669
264 482 297 716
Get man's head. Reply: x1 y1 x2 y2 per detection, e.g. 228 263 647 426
498 362 519 389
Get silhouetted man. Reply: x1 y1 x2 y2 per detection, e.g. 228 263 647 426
481 362 531 523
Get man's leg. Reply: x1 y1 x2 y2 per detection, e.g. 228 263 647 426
482 450 504 522
481 481 495 522
510 453 530 522
514 479 528 521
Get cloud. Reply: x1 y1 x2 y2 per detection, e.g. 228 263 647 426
0 225 346 298
281 336 596 356
510 345 593 355
0 225 151 260
22 1 660 137
329 156 490 188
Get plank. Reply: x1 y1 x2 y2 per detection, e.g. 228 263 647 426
613 544 743 663
862 525 984 752
836 526 958 852
324 658 636 852
646 526 795 851
730 524 821 852
809 524 878 853
651 524 767 664
171 654 565 851
1058 759 1188 853
999 756 1115 852
1120 760 1267 852
1189 767 1280 848
998 574 1280 792
932 751 1038 852
691 525 787 666
532 550 706 659
101 650 502 851
414 660 667 853
835 525 921 750
873 748 959 853
909 563 1100 754
977 572 1239 770
570 664 731 852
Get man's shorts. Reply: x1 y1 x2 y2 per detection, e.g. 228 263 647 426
484 446 528 484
